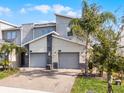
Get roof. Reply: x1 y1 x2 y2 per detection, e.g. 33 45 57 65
22 31 85 46
0 20 17 27
22 31 59 46
52 35 85 46
34 23 56 28
2 27 20 31
55 13 76 19
2 22 56 31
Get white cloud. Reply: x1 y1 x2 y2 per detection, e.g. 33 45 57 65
19 4 80 18
52 4 71 13
67 11 77 17
33 5 51 13
0 6 11 15
20 8 26 14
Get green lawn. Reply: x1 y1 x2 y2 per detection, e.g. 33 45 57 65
71 77 124 93
0 69 18 79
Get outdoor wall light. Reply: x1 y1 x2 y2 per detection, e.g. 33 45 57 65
53 52 57 56
81 52 84 56
58 50 61 53
25 52 28 56
66 27 70 32
48 51 51 56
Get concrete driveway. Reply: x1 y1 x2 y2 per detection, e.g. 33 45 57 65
0 68 80 93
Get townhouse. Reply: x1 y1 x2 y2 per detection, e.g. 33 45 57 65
0 14 86 69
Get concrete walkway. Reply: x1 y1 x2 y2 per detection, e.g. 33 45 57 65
0 68 80 93
0 86 52 93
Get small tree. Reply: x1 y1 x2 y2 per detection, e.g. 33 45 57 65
90 44 105 76
91 28 124 93
0 43 26 70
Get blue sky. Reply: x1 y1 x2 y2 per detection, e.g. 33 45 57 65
0 0 124 25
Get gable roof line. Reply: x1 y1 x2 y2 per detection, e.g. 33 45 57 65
52 35 85 46
2 27 20 31
0 20 17 27
55 13 76 19
22 31 59 46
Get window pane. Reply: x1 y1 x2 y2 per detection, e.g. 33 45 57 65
12 32 16 39
7 31 16 40
7 32 11 39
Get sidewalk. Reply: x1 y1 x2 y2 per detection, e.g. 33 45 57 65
0 86 52 93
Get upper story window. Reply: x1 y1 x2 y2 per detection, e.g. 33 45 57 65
7 31 16 40
34 27 55 39
67 27 73 36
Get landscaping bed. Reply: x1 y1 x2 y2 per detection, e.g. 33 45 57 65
0 68 19 79
71 76 124 93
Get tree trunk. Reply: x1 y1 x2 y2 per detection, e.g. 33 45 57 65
99 70 103 77
4 53 9 70
85 34 89 75
99 67 104 77
107 71 113 93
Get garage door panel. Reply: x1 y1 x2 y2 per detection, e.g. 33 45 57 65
30 53 47 68
59 53 79 69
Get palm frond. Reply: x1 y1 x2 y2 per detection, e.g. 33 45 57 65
101 12 116 24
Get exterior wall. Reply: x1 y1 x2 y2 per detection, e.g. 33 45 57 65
52 37 85 64
119 27 124 55
9 50 20 67
55 15 84 44
29 37 47 53
21 23 34 44
56 15 72 38
14 30 21 45
21 23 56 44
2 30 21 45
33 26 55 39
0 22 15 40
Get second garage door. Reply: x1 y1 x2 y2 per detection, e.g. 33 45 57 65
59 53 79 69
30 53 47 68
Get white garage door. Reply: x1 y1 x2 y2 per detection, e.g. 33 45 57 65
59 53 79 69
30 53 47 68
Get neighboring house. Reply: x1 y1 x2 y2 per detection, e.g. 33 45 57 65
119 26 124 55
0 20 18 66
0 20 17 40
1 14 86 69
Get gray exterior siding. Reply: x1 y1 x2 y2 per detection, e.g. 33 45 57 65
21 23 34 44
56 15 72 38
55 15 84 44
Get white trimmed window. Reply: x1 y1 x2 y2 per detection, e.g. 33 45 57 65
7 31 16 40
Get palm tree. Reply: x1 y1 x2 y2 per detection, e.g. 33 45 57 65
69 0 116 75
0 43 26 69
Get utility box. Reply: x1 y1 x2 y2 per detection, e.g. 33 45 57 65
115 79 121 85
46 64 52 70
53 62 58 69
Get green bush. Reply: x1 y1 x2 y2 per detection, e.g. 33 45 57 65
0 68 19 79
